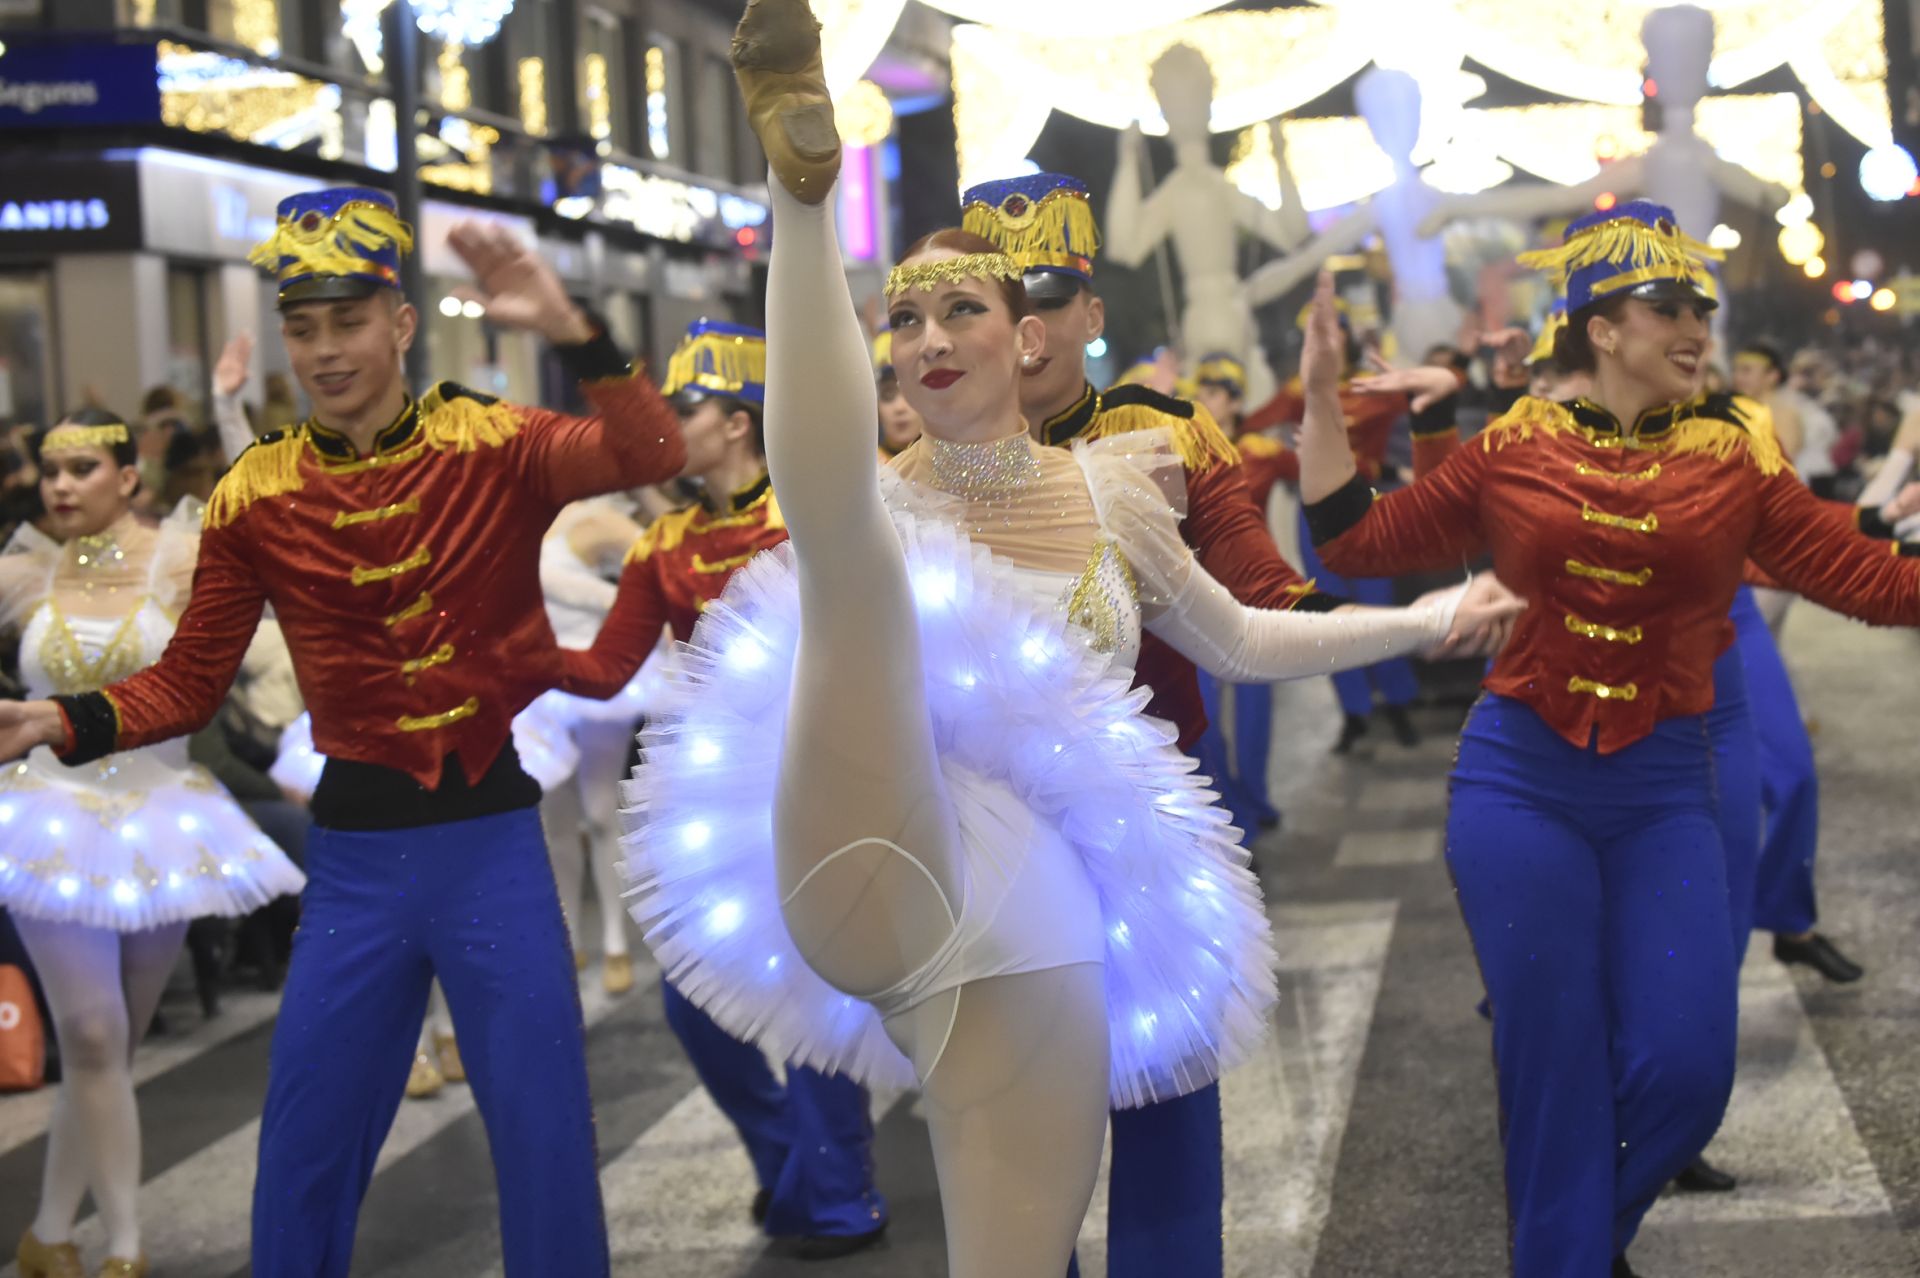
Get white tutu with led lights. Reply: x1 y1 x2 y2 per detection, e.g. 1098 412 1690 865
622 508 1278 1109
272 697 583 801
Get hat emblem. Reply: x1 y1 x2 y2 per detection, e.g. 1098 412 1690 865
300 211 322 232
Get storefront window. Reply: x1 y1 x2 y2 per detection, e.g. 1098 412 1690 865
0 271 54 436
643 36 678 164
582 8 631 155
165 265 210 426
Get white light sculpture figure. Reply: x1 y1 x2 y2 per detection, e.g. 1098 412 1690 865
1244 66 1463 362
1417 6 1791 289
1104 44 1315 406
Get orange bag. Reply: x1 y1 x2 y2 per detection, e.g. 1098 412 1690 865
0 964 46 1091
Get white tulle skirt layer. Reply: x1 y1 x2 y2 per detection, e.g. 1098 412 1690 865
0 744 305 931
272 698 581 800
622 511 1277 1109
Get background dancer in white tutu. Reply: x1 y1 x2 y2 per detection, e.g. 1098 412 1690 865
1 411 304 1278
620 3 1525 1273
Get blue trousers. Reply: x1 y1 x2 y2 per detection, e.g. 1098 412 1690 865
252 808 606 1278
1707 621 1761 965
659 978 886 1237
1732 593 1822 935
1448 696 1737 1277
1296 509 1418 717
1193 671 1278 835
1066 1084 1224 1278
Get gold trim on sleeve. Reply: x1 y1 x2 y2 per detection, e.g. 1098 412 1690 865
1575 461 1662 481
333 497 422 529
1565 559 1653 587
1567 676 1638 701
1565 613 1643 644
691 551 757 575
1580 504 1659 534
352 545 431 586
396 696 480 732
385 592 433 627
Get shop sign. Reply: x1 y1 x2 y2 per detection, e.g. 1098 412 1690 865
0 156 142 253
0 40 161 128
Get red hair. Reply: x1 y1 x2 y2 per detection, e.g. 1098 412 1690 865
897 228 1031 320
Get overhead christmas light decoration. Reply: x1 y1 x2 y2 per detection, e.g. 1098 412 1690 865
1858 144 1917 202
930 0 1228 38
835 78 895 148
410 0 515 47
1777 220 1824 266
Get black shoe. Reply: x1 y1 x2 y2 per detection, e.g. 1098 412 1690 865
1773 932 1864 983
1672 1155 1737 1193
1612 1256 1638 1278
786 1223 887 1260
1334 714 1369 754
750 1188 772 1226
1382 704 1421 748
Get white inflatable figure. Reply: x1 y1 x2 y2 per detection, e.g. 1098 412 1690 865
1244 66 1463 361
1104 42 1314 406
1417 6 1790 285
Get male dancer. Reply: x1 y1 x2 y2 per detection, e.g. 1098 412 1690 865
566 319 888 1259
0 187 686 1277
965 171 1509 1278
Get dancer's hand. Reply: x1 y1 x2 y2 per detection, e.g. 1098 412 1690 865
0 700 67 763
214 333 253 398
1351 354 1459 413
446 220 595 345
1301 272 1345 399
1881 480 1920 525
1417 574 1525 658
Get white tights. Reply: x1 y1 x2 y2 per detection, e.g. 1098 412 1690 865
14 917 187 1259
763 177 1109 1276
542 718 633 961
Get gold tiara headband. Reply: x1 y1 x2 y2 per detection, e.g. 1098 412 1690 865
885 252 1023 300
42 423 130 453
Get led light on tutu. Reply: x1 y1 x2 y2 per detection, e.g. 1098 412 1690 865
913 567 958 609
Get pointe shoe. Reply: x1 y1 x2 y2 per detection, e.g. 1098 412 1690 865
603 952 635 995
95 1257 148 1278
405 1049 445 1100
731 0 841 203
17 1229 84 1278
434 1031 466 1084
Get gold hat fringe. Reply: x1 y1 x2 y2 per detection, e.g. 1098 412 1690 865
1195 357 1246 387
1478 395 1786 477
1516 217 1722 291
247 200 417 282
961 188 1101 270
663 333 768 398
885 253 1022 299
41 423 130 452
1527 309 1568 364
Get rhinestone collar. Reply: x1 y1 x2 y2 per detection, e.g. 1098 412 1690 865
925 429 1043 499
64 515 135 573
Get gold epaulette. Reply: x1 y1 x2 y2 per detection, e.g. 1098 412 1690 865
1088 384 1242 473
1669 394 1786 476
1477 397 1575 452
420 382 522 453
203 429 308 530
1237 433 1284 459
624 506 703 565
764 492 786 533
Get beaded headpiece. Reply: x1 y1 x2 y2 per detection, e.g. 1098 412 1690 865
42 421 130 454
1517 199 1721 315
249 186 415 308
884 252 1023 300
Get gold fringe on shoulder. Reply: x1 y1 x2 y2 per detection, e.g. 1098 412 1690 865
1477 397 1575 453
204 430 308 529
1090 402 1242 473
624 507 703 564
1667 397 1787 477
419 385 522 454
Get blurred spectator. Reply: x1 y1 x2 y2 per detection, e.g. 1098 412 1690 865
260 373 301 435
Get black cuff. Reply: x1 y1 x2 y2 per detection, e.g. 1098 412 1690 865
1898 541 1920 558
1303 473 1376 547
1409 393 1459 439
1856 506 1895 539
52 692 118 765
555 312 631 383
1293 590 1349 614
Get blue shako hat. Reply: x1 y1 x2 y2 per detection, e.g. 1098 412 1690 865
663 319 768 407
248 187 414 308
961 172 1101 300
1517 199 1721 317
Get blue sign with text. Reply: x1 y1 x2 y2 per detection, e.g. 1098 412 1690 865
0 40 161 128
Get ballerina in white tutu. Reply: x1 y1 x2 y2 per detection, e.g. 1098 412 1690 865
3 410 304 1278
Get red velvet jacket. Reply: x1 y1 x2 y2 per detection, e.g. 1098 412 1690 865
58 343 686 787
1243 378 1406 480
1306 392 1920 752
563 473 788 696
1038 382 1339 748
